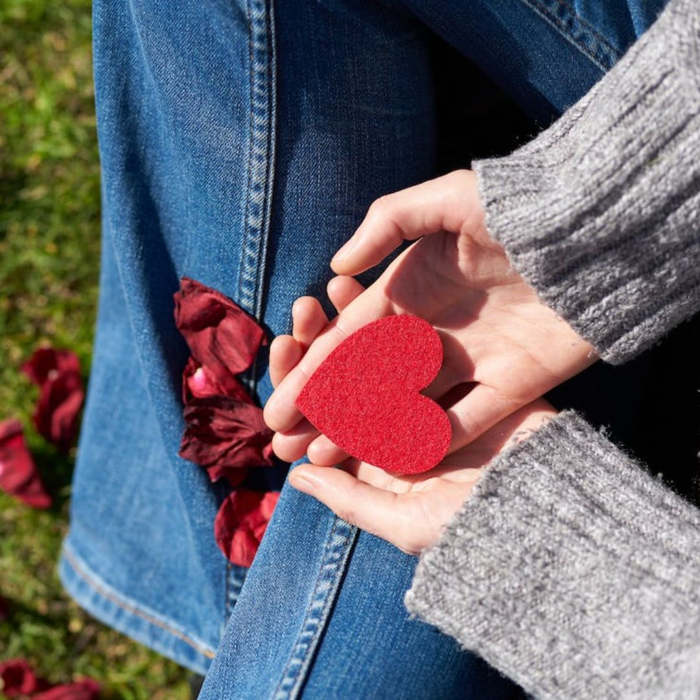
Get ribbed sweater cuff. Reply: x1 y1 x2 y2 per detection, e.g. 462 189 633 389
405 411 700 699
473 0 700 364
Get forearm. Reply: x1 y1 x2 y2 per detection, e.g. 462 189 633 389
473 0 700 364
405 411 700 698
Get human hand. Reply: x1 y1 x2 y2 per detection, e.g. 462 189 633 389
270 288 556 555
264 170 595 467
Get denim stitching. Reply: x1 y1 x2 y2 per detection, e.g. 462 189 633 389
227 0 278 616
62 544 216 658
542 0 622 53
272 518 359 699
514 0 621 71
237 0 276 319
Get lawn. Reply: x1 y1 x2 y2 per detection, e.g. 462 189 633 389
0 1 191 696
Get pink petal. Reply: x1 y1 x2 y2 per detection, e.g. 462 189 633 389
181 357 253 404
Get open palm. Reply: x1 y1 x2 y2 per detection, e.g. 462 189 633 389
290 400 555 555
267 281 555 554
265 170 594 467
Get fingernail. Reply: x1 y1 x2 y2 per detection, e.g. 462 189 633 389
289 469 320 492
332 236 358 263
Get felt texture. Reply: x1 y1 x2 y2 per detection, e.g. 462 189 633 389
296 315 451 474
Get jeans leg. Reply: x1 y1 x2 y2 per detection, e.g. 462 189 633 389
200 2 676 698
64 0 673 692
200 2 512 697
60 0 270 671
395 0 669 122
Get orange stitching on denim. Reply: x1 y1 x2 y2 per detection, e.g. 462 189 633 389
63 547 216 659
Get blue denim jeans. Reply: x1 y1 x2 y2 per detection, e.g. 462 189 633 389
59 0 666 696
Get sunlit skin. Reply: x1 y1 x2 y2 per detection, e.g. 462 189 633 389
264 169 595 553
269 282 556 555
264 170 595 466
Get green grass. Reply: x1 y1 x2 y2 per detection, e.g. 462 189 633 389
0 1 190 697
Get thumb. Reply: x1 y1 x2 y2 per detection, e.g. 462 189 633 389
288 465 423 554
331 169 484 276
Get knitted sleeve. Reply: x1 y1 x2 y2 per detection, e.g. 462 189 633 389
472 0 700 364
405 411 700 699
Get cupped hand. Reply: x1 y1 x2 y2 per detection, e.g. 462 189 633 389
264 169 596 467
269 289 556 555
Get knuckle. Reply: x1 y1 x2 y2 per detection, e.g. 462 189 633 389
335 504 357 526
367 195 392 220
449 168 473 188
398 532 426 557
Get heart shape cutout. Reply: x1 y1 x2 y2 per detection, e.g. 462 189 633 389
296 315 451 474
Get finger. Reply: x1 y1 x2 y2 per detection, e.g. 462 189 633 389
292 296 328 348
421 332 476 401
441 397 555 467
288 465 420 553
269 335 303 389
331 170 483 276
445 383 524 453
327 275 365 313
271 419 320 463
264 289 392 433
306 433 349 466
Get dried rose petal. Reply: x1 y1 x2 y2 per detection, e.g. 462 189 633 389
0 659 49 696
179 397 273 485
214 489 280 567
181 356 252 404
174 278 266 383
0 419 51 509
21 348 80 387
33 678 100 700
22 347 84 452
33 371 84 452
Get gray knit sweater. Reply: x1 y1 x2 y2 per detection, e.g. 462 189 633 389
405 0 700 697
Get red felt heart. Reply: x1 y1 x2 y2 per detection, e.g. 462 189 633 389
296 315 451 475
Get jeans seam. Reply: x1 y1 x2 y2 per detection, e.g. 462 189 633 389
62 543 216 658
546 0 621 53
272 517 359 699
237 0 276 321
515 0 621 72
228 0 278 616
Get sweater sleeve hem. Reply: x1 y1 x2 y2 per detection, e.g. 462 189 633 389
405 410 700 699
472 0 700 364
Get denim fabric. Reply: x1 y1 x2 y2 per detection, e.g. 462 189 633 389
60 0 666 695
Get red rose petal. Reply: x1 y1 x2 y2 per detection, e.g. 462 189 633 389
174 278 266 382
0 659 50 696
33 370 84 452
22 347 84 452
179 397 273 485
214 490 280 567
33 678 100 700
21 348 80 387
181 357 252 404
0 419 51 509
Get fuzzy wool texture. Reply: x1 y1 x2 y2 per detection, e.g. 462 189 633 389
296 315 450 474
405 412 700 699
473 0 700 365
406 0 700 696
